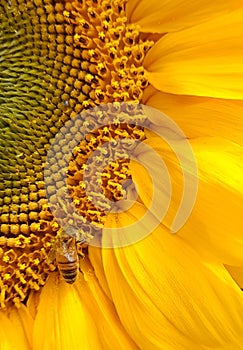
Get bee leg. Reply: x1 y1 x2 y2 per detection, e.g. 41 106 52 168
76 250 84 275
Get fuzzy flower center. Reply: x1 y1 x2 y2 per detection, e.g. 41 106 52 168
0 0 154 308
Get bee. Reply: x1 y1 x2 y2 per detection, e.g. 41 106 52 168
47 228 86 284
56 233 79 284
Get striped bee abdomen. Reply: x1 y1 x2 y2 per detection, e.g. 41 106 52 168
57 260 78 284
55 233 79 284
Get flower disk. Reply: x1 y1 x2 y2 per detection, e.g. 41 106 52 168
0 0 154 307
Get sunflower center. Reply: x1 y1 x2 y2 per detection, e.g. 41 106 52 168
0 0 153 308
66 107 146 228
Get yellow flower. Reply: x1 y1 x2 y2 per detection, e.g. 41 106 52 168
0 0 243 349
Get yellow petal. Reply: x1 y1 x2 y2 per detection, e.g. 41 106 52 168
130 122 198 235
26 290 40 320
88 245 113 301
143 86 243 145
179 137 243 265
127 0 240 33
131 136 243 265
77 258 139 350
144 7 243 99
33 273 102 350
102 203 243 349
0 305 33 350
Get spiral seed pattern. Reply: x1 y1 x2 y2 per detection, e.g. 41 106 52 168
0 0 154 307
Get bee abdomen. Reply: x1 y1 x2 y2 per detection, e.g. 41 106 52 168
58 261 78 284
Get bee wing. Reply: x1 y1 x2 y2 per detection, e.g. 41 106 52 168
46 246 57 264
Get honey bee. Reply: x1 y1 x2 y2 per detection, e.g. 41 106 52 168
47 229 86 284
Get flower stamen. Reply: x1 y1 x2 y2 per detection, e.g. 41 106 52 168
0 0 154 307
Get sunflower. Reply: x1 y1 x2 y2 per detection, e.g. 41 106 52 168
0 0 243 349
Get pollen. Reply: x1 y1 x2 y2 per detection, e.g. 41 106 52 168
65 108 146 228
0 0 154 308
